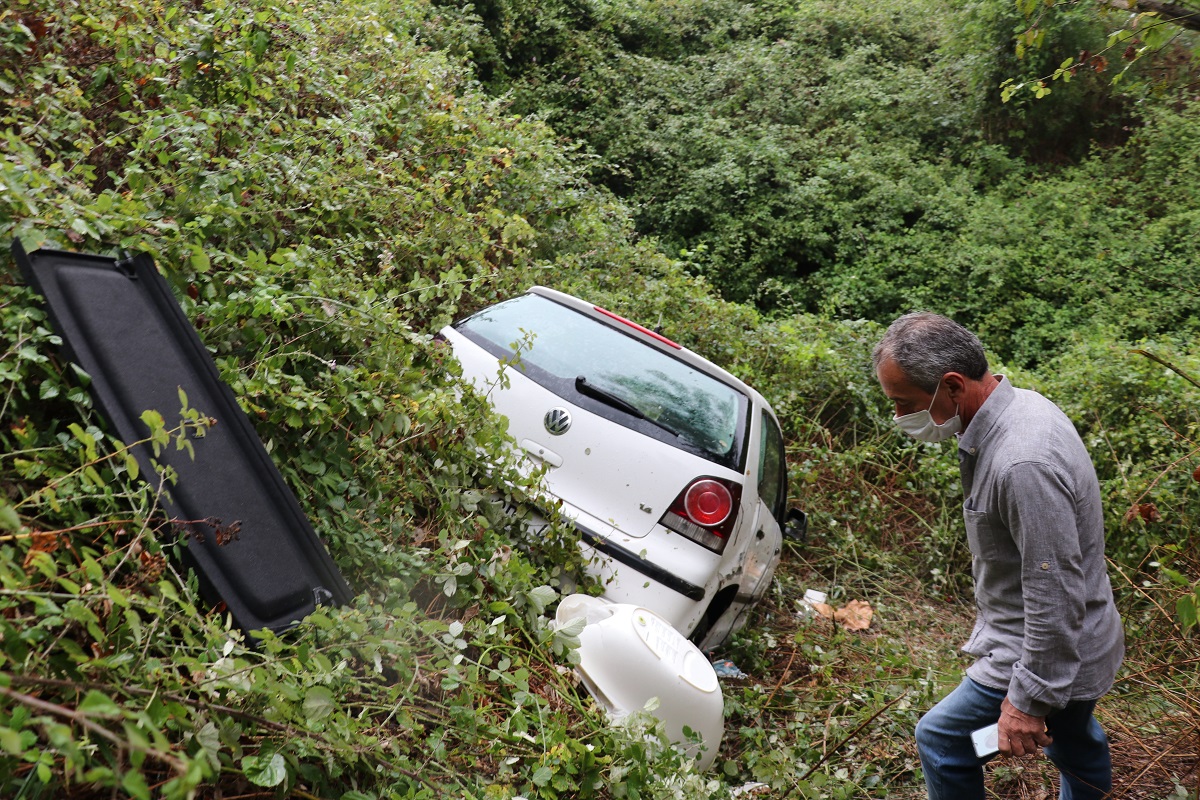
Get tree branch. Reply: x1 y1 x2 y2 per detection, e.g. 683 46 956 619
1130 349 1200 391
0 684 187 774
3 673 443 791
1106 0 1200 33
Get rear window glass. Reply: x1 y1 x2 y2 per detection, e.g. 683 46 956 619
456 294 748 468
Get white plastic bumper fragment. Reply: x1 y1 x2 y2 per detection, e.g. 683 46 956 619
557 594 724 770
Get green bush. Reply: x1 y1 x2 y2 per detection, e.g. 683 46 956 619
0 0 733 795
4 0 1199 795
440 0 1200 376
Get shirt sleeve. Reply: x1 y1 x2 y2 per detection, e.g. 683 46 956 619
997 459 1087 717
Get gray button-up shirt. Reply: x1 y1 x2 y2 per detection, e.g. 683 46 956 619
957 378 1124 717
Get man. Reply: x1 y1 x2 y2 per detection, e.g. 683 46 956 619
873 312 1124 800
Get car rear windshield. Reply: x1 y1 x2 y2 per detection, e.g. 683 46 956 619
456 294 749 470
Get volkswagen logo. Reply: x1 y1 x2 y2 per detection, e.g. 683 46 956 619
544 407 572 436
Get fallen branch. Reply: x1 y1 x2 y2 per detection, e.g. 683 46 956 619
0 683 187 774
3 673 442 792
799 691 909 781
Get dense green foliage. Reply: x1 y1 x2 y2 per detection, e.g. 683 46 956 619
0 0 719 796
441 0 1200 369
2 0 1198 797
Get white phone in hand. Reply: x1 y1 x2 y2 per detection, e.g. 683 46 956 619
971 722 999 758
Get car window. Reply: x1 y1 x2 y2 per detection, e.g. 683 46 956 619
757 411 787 524
456 294 748 469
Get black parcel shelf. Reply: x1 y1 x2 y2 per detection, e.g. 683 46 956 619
12 240 353 634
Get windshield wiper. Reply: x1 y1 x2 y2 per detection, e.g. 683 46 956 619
575 376 680 437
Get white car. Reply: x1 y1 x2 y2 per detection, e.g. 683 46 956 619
440 287 805 649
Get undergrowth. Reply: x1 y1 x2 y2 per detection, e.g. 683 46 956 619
1 0 1197 797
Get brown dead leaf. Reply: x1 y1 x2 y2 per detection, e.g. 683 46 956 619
139 550 166 581
1124 503 1161 524
214 518 241 546
27 531 58 553
23 530 59 571
834 599 874 631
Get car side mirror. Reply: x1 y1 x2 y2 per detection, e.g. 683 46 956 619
783 508 808 543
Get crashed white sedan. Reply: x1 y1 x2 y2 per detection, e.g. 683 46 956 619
440 287 804 649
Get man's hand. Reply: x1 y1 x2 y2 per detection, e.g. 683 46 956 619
997 697 1051 757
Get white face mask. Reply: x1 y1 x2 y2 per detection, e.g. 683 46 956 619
894 379 961 442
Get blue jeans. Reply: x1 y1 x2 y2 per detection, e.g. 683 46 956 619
915 677 1112 800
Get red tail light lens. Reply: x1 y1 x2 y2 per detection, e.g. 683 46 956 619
684 480 733 526
661 478 742 554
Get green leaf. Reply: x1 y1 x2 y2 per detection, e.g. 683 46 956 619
140 409 166 431
82 766 116 783
1178 594 1198 632
243 752 288 787
526 585 557 615
121 768 151 800
196 721 220 758
0 503 21 532
107 583 131 608
124 451 140 480
0 727 23 755
78 690 122 718
70 217 97 240
1161 567 1189 587
303 686 337 724
82 465 104 488
27 550 57 580
69 362 92 386
190 245 211 273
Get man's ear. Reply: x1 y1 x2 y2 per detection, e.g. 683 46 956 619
943 372 967 402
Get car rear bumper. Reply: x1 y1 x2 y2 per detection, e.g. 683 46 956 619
575 520 705 602
543 501 726 633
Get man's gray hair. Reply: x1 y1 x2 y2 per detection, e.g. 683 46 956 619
872 312 989 393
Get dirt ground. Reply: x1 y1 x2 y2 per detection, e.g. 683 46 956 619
733 566 1199 800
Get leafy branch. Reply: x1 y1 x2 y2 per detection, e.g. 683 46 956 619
0 392 213 535
1001 0 1199 101
0 683 188 775
1132 348 1200 391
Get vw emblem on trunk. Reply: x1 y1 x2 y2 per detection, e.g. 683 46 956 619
544 407 572 436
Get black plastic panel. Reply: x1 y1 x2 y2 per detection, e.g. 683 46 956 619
12 241 353 633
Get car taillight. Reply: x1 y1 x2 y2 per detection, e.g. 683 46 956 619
661 478 741 554
685 480 733 525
